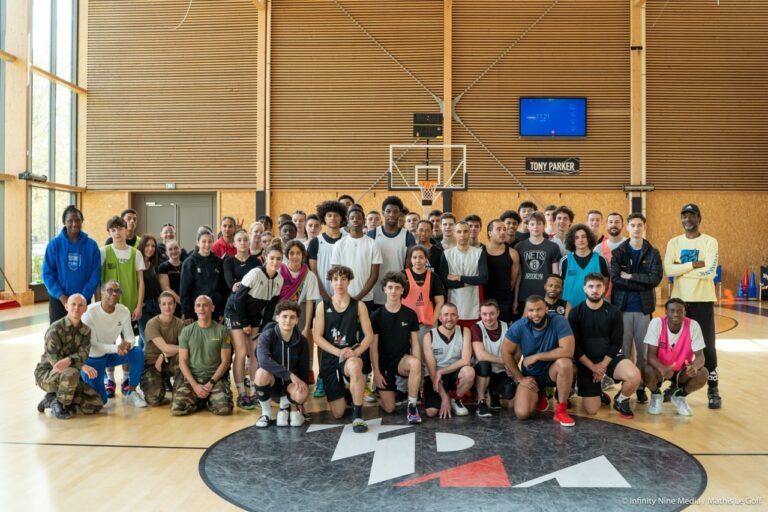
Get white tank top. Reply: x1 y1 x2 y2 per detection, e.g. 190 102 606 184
477 320 508 373
444 246 483 320
429 326 464 369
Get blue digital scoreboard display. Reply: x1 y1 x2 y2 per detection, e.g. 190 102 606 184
519 97 587 137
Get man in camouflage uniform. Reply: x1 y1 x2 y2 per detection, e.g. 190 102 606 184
34 294 104 419
171 295 233 416
141 291 183 406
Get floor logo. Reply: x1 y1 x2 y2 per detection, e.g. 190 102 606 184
200 410 706 512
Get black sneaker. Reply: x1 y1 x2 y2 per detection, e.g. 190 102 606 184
37 392 56 413
636 387 648 404
613 397 634 419
600 392 610 406
395 391 408 407
708 387 722 409
163 377 173 392
50 399 71 420
476 400 492 417
663 386 675 403
489 393 502 411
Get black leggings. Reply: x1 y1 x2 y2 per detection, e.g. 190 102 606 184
686 301 717 385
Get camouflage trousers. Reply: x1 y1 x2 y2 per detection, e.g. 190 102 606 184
34 366 104 413
170 371 233 416
141 356 179 407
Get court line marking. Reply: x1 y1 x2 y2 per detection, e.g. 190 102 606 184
692 453 768 456
0 441 207 450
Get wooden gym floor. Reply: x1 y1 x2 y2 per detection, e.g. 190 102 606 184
0 302 766 511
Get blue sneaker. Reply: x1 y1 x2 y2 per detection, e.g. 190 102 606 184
314 378 326 398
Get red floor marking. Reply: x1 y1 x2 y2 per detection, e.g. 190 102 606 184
395 455 511 488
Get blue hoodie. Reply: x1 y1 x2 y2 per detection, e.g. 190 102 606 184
42 227 102 301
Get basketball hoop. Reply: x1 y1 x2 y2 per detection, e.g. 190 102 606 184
418 180 439 206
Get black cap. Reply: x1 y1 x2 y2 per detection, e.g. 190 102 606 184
680 203 701 215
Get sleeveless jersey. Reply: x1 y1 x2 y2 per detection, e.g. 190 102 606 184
101 245 139 312
321 298 359 368
429 326 464 370
562 252 600 307
477 320 508 373
402 268 434 325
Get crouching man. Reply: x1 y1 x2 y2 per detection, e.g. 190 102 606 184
35 294 103 419
254 301 310 428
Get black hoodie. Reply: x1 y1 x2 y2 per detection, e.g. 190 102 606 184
256 321 309 382
179 251 226 318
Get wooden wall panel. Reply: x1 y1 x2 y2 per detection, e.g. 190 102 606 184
81 191 130 244
270 190 426 225
270 0 443 189
646 192 768 293
220 191 257 228
452 0 630 190
86 0 258 190
646 1 768 190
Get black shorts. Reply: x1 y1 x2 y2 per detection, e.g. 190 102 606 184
423 371 461 410
576 355 625 398
224 316 248 330
488 372 517 400
519 370 556 395
320 360 361 402
378 364 408 393
268 379 290 399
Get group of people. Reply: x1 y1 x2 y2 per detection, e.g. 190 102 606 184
35 195 721 431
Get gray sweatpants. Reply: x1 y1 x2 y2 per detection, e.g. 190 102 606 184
622 312 650 377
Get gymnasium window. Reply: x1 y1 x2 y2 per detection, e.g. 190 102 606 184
28 0 79 285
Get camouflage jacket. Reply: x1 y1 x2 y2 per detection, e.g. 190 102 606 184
37 316 92 371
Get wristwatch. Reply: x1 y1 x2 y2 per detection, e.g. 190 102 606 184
208 378 217 386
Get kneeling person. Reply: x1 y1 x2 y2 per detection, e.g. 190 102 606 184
141 291 183 406
471 300 516 417
643 298 707 416
370 272 422 424
255 301 310 428
35 294 103 419
313 265 374 433
568 273 641 419
171 295 233 416
502 296 576 426
422 303 476 418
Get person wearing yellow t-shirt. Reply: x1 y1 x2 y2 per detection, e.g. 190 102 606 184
663 203 720 409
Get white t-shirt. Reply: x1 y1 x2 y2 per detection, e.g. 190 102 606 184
443 245 484 320
99 245 146 272
370 227 412 305
81 302 135 357
643 317 706 351
284 266 322 303
330 235 383 302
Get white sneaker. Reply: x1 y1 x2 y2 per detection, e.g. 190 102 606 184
671 395 693 416
256 415 271 428
450 398 469 416
289 410 305 427
648 392 663 415
276 407 290 427
124 391 147 408
601 376 616 390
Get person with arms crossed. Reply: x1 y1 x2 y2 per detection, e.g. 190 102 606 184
663 203 721 409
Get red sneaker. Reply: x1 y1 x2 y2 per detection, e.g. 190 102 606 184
553 402 575 427
536 394 550 412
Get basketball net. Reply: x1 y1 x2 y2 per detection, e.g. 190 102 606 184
418 180 438 207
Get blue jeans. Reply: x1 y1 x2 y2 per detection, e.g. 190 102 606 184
81 347 145 402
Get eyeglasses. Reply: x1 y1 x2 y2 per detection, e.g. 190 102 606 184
105 288 123 296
